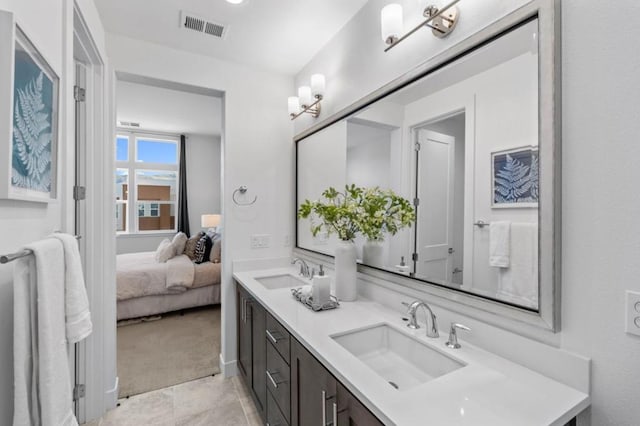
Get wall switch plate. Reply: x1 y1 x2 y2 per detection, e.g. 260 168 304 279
625 290 640 336
250 234 270 249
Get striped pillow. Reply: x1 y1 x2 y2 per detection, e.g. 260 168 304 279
193 234 213 264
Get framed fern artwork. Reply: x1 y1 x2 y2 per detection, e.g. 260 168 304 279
0 14 59 202
491 146 539 208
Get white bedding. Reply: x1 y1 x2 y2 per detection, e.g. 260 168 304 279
116 251 221 301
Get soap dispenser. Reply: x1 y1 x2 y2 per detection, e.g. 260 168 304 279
312 265 331 308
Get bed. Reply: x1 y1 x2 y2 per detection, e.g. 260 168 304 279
116 237 221 320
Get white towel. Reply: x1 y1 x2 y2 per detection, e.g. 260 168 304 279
51 233 93 343
13 238 78 426
498 223 538 308
489 221 511 268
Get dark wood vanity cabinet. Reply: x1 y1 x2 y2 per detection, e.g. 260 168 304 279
236 285 267 419
291 338 337 426
237 281 382 426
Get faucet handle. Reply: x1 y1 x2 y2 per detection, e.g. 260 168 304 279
445 323 471 349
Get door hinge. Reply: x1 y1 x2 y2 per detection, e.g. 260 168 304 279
413 198 420 207
74 86 86 102
73 384 85 401
73 185 86 201
415 141 421 151
412 252 419 262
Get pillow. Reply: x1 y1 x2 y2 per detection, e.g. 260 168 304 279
210 236 222 263
172 232 188 255
193 234 213 264
184 232 205 260
155 238 175 263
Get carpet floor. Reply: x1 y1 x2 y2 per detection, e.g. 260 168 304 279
117 305 221 398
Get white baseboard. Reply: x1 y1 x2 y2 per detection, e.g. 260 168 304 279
105 376 119 409
219 353 238 377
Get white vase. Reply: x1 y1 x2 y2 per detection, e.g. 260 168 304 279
362 240 384 268
334 240 357 302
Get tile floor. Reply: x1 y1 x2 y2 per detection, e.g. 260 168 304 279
83 374 262 426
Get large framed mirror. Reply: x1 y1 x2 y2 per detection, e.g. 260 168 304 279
295 1 560 331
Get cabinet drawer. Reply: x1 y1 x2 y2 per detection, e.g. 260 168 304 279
267 390 289 426
266 341 291 423
266 312 290 364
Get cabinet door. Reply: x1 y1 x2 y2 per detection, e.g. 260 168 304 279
251 299 267 417
237 286 252 385
337 382 384 426
291 339 336 426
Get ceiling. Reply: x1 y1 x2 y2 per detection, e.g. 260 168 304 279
94 0 369 75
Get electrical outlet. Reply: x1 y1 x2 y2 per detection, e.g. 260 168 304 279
250 234 270 249
625 290 640 336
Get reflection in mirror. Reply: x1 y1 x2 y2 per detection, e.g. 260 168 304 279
297 19 540 310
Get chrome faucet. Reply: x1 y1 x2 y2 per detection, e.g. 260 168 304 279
291 258 314 279
445 323 471 349
402 300 439 338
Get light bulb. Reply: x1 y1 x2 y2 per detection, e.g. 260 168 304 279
381 4 403 45
311 74 326 98
298 86 312 107
288 97 300 115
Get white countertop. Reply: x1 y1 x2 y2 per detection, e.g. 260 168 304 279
234 267 590 426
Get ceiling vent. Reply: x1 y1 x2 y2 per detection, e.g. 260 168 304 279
180 11 227 39
118 121 140 128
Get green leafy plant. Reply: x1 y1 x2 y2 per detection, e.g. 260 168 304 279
298 185 363 241
298 185 415 242
357 187 416 242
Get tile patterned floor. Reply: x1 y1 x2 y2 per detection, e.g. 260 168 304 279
83 375 262 426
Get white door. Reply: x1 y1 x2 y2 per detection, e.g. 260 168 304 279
415 129 456 282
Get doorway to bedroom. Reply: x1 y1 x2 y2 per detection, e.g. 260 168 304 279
113 74 223 398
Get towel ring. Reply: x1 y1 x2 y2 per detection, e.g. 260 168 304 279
232 185 257 206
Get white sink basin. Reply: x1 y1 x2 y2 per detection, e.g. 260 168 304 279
255 273 309 290
332 323 465 392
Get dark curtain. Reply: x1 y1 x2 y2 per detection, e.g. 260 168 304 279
177 135 190 237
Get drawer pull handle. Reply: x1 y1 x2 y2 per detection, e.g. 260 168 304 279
322 390 327 426
266 329 282 344
333 402 338 426
266 370 285 389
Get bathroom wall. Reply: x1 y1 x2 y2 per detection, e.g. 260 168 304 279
0 0 107 424
105 33 294 376
295 0 640 424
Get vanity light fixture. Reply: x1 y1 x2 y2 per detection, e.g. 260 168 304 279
288 74 325 120
381 0 461 52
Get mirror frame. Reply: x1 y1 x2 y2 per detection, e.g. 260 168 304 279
294 0 561 332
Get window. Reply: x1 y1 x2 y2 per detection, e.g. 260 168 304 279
115 132 179 234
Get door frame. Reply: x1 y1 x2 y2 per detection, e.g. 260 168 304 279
72 2 118 422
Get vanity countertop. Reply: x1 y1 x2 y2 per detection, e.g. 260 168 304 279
234 267 590 426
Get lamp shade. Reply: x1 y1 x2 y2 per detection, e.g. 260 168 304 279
201 214 221 228
381 4 403 44
288 96 300 115
298 86 312 107
311 74 326 97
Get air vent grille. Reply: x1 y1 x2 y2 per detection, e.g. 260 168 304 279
204 22 225 38
180 11 226 39
118 121 140 128
184 16 205 32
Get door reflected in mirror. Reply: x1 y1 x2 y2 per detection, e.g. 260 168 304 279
297 19 540 311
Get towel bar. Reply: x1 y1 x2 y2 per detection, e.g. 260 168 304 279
0 235 81 264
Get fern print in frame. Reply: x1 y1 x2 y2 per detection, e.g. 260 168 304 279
7 26 59 201
491 146 539 208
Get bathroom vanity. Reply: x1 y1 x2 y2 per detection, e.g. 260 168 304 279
234 267 588 426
